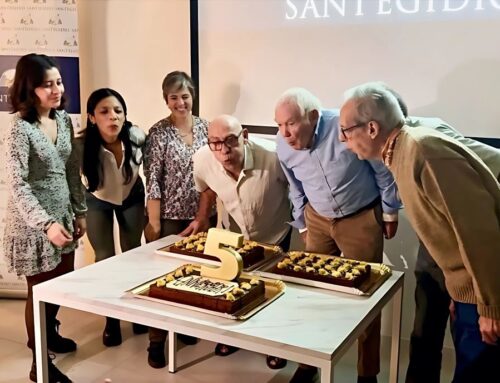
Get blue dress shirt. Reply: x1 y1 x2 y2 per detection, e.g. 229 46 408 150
276 109 401 230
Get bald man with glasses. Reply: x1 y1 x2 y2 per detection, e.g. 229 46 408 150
184 114 291 367
183 114 291 247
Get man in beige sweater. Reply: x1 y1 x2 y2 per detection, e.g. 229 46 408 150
388 88 500 383
338 82 500 383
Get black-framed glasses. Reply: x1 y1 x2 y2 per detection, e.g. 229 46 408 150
340 122 367 140
208 130 243 151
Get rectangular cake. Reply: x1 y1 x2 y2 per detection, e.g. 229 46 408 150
273 252 371 288
167 232 265 268
148 265 266 314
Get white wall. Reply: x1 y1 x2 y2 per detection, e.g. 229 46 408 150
77 0 190 131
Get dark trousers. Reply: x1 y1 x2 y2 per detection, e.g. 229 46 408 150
406 244 450 383
86 179 145 262
451 302 500 383
25 252 75 350
277 227 292 252
149 216 217 343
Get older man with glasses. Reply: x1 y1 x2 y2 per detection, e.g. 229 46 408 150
274 87 402 383
185 114 292 368
339 81 500 383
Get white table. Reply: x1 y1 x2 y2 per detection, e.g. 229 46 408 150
33 236 404 383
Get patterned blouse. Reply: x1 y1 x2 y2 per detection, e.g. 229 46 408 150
144 115 209 220
3 111 87 277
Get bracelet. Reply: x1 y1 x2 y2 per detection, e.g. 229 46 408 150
43 221 55 233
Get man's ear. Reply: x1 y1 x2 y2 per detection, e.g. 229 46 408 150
242 128 249 141
309 109 319 126
368 120 381 139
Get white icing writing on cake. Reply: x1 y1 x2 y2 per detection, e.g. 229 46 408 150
167 275 238 296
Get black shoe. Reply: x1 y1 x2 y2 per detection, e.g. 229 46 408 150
102 317 122 347
47 319 77 354
357 376 377 383
132 323 148 334
266 355 287 369
214 343 239 356
30 354 73 383
178 333 197 345
290 366 318 383
147 341 166 369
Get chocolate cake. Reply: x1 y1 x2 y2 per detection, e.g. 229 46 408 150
148 265 266 314
168 232 265 268
273 252 371 288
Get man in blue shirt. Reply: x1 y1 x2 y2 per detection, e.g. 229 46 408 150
274 87 402 383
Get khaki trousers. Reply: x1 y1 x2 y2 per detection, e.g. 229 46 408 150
305 203 383 377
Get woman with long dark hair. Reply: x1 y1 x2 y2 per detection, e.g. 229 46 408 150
4 53 86 383
82 88 147 346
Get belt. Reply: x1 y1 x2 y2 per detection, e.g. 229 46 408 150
338 197 381 220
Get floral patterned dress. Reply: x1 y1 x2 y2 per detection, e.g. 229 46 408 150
144 115 210 220
3 111 86 276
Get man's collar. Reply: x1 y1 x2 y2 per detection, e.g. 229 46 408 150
242 140 254 172
309 110 323 150
382 127 403 167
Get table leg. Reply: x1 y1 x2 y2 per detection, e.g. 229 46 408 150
168 331 177 373
389 284 403 383
34 299 48 382
320 361 334 382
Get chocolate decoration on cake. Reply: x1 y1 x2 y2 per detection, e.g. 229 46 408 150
148 265 266 314
273 252 371 288
168 232 265 268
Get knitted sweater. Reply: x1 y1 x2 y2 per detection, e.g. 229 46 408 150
387 126 500 319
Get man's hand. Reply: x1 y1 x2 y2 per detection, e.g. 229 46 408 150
46 222 73 247
479 316 500 345
383 221 398 239
449 300 456 322
300 230 307 244
73 217 87 240
179 217 210 237
144 221 161 243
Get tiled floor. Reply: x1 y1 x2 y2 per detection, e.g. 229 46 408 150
0 298 454 383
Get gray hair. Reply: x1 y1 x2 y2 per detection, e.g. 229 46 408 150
343 82 404 132
276 87 322 118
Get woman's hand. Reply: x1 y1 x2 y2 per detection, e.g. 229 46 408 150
46 222 73 247
73 217 87 240
144 221 161 243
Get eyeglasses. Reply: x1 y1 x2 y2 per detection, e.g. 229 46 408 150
340 122 367 140
208 130 243 151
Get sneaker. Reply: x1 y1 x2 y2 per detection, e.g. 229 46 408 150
29 354 73 383
47 320 77 354
147 341 166 369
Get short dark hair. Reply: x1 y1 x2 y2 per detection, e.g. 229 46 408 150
161 71 195 101
9 53 66 123
82 88 139 192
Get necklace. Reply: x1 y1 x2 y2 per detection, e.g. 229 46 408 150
172 115 194 137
